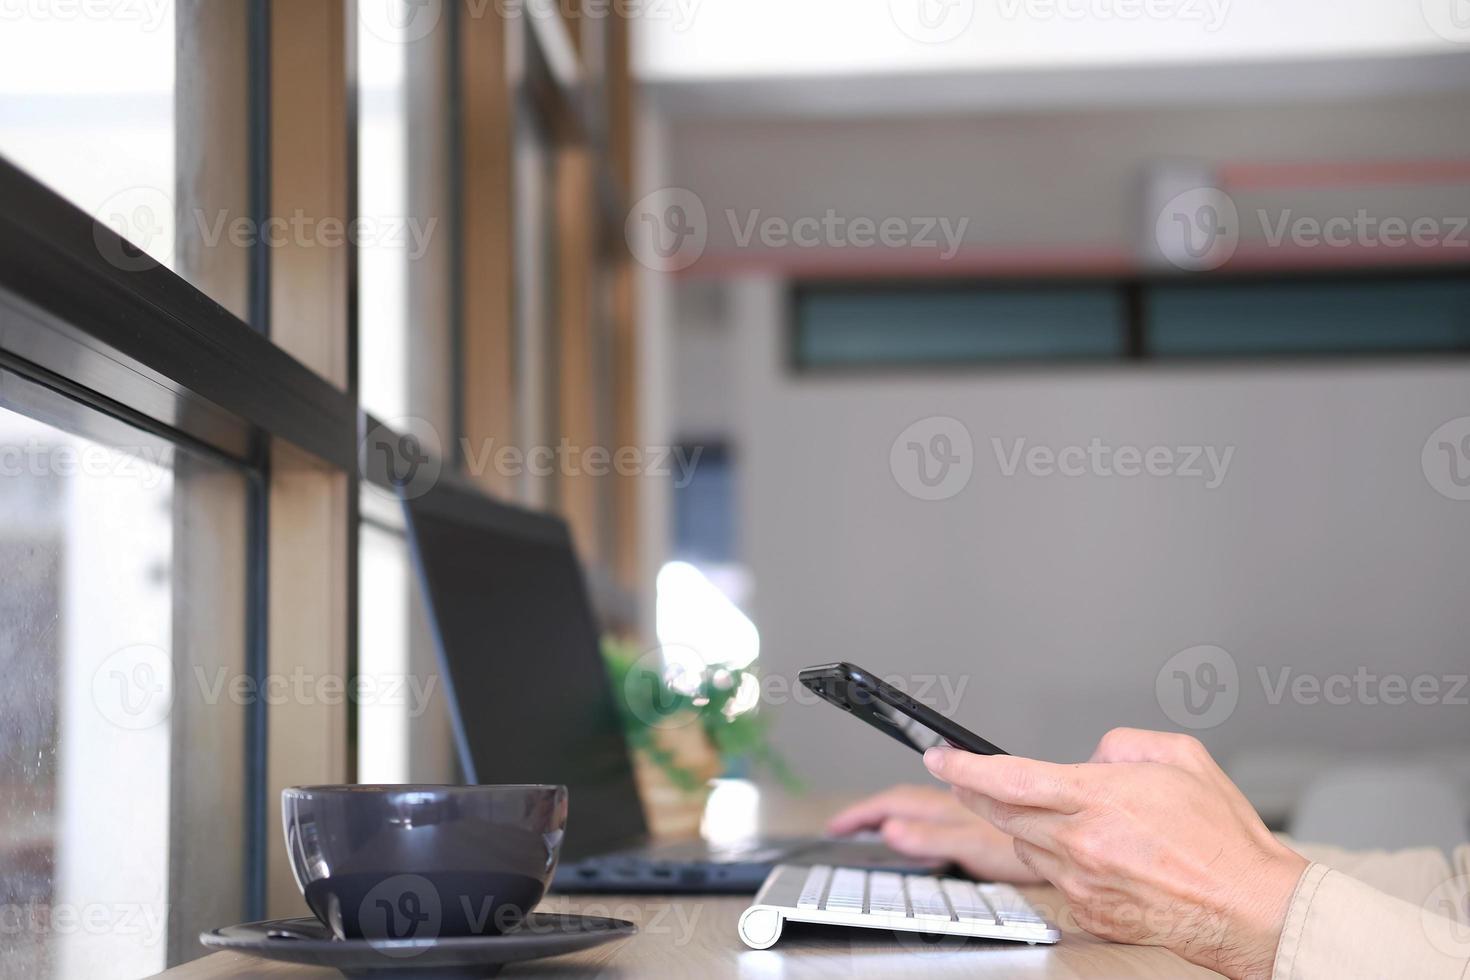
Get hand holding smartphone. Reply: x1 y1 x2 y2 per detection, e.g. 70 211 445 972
799 662 1006 757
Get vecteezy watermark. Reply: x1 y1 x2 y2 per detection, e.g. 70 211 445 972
537 895 703 946
361 0 701 45
0 901 167 947
361 416 703 500
0 439 172 489
1155 187 1239 272
358 874 442 956
890 416 975 501
996 0 1231 31
1156 645 1239 730
92 644 173 732
93 187 439 272
620 646 971 731
191 666 441 718
1421 0 1470 44
462 439 702 487
1156 187 1470 272
992 437 1235 489
361 416 446 501
624 189 971 272
194 210 439 260
1156 645 1469 730
93 185 175 272
888 0 975 44
727 209 968 260
625 188 709 273
92 655 441 730
1421 875 1470 959
1422 416 1470 501
0 0 170 31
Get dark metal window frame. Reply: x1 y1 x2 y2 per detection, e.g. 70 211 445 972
789 265 1470 374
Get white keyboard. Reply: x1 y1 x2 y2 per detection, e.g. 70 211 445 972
738 864 1061 949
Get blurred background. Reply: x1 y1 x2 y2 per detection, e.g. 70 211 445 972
1 1 1468 976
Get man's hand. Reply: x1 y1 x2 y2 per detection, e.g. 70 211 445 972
826 784 1044 884
924 728 1309 980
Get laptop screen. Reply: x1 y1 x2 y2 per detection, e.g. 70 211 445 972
402 480 648 860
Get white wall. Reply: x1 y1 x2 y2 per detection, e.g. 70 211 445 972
661 94 1470 812
724 276 1470 806
670 95 1470 263
636 0 1456 81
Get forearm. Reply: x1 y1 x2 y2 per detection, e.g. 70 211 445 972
1276 836 1465 906
1272 862 1470 980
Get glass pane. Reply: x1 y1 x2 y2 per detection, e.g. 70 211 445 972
358 8 411 423
795 285 1126 367
357 490 457 786
0 4 254 321
1148 278 1470 357
0 7 175 268
0 375 249 979
358 1 453 427
514 105 559 506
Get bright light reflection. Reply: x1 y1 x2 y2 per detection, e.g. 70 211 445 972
656 561 760 669
701 779 762 845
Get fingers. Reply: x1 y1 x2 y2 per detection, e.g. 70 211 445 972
952 789 1067 850
1089 727 1217 773
826 785 958 835
1011 838 1067 885
924 747 1086 813
879 817 983 861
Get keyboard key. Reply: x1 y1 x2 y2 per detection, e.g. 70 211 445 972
941 879 998 924
867 872 908 915
979 884 1047 925
740 864 1059 950
825 868 867 911
797 865 831 910
905 876 955 922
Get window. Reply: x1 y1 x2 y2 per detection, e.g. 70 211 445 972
0 2 642 974
0 9 176 268
792 272 1470 369
0 374 248 977
1148 278 1470 357
793 283 1126 367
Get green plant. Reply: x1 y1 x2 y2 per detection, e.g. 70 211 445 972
602 636 800 794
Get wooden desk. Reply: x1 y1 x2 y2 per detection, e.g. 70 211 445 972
155 788 1224 980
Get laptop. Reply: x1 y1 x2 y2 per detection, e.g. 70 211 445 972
401 477 939 893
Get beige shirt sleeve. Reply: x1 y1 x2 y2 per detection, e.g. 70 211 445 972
1271 840 1470 980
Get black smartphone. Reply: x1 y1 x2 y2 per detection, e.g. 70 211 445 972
799 661 1007 756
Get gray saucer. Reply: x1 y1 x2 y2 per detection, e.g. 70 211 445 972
201 912 637 978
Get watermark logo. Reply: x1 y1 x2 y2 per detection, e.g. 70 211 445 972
361 0 443 44
93 185 174 272
728 209 968 260
0 0 171 31
1422 875 1470 958
1156 644 1238 730
1155 187 1239 272
0 439 171 489
997 0 1230 31
626 188 708 273
992 437 1233 488
92 644 172 731
358 874 441 956
361 416 444 500
1422 416 1470 501
890 416 974 501
1422 0 1470 43
888 0 975 43
0 901 168 946
622 645 710 730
